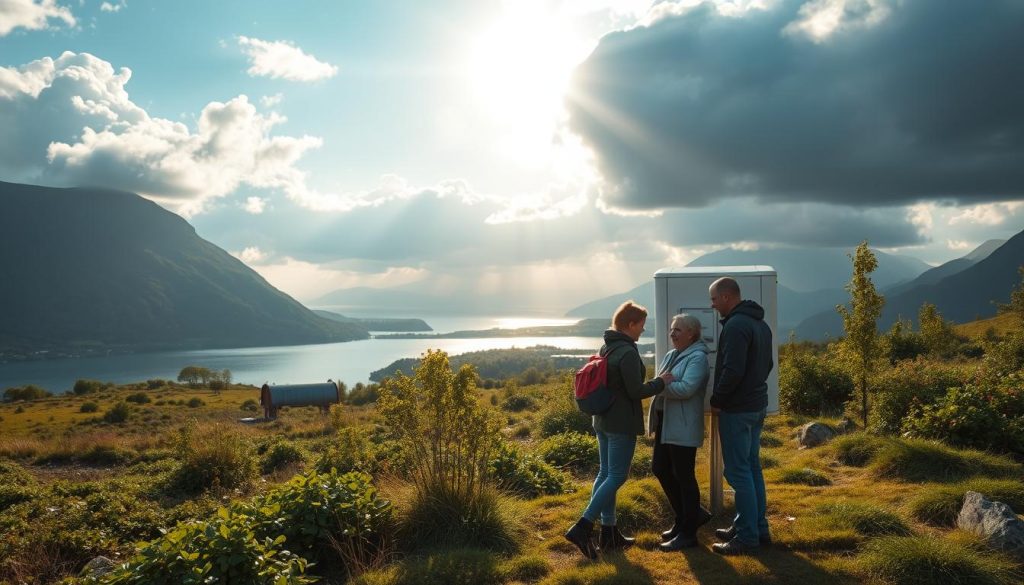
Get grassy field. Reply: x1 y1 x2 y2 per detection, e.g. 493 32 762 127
1 376 1022 585
954 312 1020 339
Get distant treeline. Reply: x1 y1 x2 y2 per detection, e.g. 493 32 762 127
369 343 656 383
375 318 609 339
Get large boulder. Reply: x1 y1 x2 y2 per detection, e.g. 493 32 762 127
797 422 837 448
957 491 1024 560
80 556 116 578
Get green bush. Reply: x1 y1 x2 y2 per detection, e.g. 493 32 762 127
79 401 99 413
125 392 152 404
314 427 377 475
859 535 1019 585
186 397 205 408
261 440 305 473
167 423 257 494
832 433 892 467
240 398 259 411
538 378 592 437
2 385 51 402
0 460 35 487
778 467 831 486
92 508 313 585
398 482 521 553
537 432 598 474
103 401 132 423
779 351 855 416
868 437 1021 483
489 441 572 498
869 359 971 435
902 376 1024 456
501 392 537 413
73 379 106 395
907 478 1024 526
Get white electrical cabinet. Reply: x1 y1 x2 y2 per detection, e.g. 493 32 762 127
653 266 779 414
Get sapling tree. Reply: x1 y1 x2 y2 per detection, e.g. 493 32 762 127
836 241 885 429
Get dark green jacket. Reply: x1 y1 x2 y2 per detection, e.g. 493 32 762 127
593 329 666 435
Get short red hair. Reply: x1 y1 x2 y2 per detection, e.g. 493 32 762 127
612 300 648 331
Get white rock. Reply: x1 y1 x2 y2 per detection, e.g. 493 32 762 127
957 491 1024 560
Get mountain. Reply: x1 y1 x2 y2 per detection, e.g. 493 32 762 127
885 239 1005 296
312 310 432 332
0 182 368 357
564 247 932 329
795 232 1024 339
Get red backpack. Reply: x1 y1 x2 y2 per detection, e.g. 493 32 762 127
573 344 628 415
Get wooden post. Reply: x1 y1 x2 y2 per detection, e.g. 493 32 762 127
709 412 725 514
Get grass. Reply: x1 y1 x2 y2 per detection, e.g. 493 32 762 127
777 466 832 486
906 478 1024 526
859 535 1021 585
815 501 912 537
955 312 1020 339
867 438 1022 483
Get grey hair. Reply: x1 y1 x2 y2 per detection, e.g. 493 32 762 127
671 313 702 338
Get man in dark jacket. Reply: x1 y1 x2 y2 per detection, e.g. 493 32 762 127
708 277 773 555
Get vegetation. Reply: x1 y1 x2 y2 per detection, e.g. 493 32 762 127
835 241 886 428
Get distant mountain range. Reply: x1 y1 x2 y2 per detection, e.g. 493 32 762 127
0 182 368 358
564 247 936 331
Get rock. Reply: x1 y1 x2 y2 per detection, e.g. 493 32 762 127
80 556 116 578
835 417 857 434
957 491 1024 560
797 422 837 448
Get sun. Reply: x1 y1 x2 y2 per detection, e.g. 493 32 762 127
466 3 594 166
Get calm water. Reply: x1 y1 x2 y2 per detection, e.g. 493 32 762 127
0 315 645 393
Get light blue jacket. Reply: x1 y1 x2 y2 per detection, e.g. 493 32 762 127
647 340 710 447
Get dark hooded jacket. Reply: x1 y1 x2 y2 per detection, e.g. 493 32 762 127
593 329 666 435
710 300 773 413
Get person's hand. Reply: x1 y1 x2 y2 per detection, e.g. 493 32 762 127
659 372 674 384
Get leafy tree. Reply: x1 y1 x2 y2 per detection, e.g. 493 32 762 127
918 302 959 358
836 242 885 428
177 366 203 387
882 318 926 363
997 266 1024 325
2 385 52 402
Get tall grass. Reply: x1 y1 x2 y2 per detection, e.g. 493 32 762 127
859 535 1021 585
868 438 1021 482
907 478 1024 526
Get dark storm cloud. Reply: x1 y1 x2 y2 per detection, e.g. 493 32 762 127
567 0 1024 210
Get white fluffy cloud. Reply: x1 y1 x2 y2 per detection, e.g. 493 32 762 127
0 0 74 36
0 51 324 214
243 196 267 214
237 36 338 82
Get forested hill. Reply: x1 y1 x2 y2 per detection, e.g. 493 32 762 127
0 182 367 357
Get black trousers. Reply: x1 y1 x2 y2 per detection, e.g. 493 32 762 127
651 411 701 537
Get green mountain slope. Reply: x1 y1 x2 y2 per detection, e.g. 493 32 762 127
0 182 368 355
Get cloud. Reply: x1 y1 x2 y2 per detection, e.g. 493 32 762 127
100 1 125 13
260 93 283 108
237 36 338 82
0 0 74 36
0 51 323 214
233 246 266 264
243 196 266 214
567 0 1024 211
948 202 1024 227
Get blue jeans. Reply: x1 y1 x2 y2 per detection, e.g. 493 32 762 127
719 409 769 545
583 429 636 526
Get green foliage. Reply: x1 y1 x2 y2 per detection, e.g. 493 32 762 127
103 401 132 423
907 478 1024 526
315 427 377 475
917 302 961 358
868 437 1021 483
996 265 1024 325
125 392 152 404
186 397 204 408
489 441 572 498
902 377 1024 456
175 365 231 388
73 379 107 395
883 318 927 363
167 422 257 494
347 382 380 405
858 535 1020 585
80 401 99 413
500 385 537 412
537 432 598 474
399 481 521 553
240 398 259 411
869 359 971 435
261 440 305 473
778 467 832 486
498 553 551 582
981 329 1024 380
93 508 313 585
538 376 592 437
836 241 885 428
779 350 855 416
2 384 52 402
815 501 911 537
832 433 892 466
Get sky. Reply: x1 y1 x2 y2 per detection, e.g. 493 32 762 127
1 0 1023 315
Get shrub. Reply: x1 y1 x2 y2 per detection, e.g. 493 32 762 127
902 376 1024 456
399 481 521 553
832 433 891 466
778 467 831 486
538 375 592 437
186 397 205 408
260 440 305 473
859 535 1019 585
73 379 106 395
125 392 151 404
869 359 971 435
907 478 1024 526
240 398 259 411
167 422 257 494
501 391 537 413
779 351 855 416
102 401 131 423
347 383 380 405
92 508 313 585
2 385 51 402
537 432 598 474
315 427 376 474
868 438 1021 483
79 401 99 413
146 379 165 390
489 441 572 498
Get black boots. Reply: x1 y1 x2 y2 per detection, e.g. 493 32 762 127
565 517 598 559
598 524 635 551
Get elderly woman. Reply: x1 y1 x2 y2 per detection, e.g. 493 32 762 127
649 313 711 551
564 301 674 559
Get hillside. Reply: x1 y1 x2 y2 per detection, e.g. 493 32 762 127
0 182 368 356
795 231 1024 339
312 310 432 332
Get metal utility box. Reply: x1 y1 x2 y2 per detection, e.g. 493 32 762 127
653 266 779 414
260 382 342 419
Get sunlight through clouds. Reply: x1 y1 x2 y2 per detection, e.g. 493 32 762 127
237 36 338 82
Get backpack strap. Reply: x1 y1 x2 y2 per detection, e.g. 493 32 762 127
602 340 635 367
